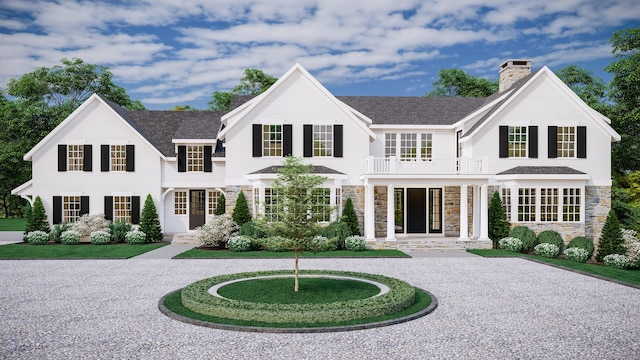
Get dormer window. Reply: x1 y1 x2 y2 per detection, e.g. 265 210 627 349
177 145 212 172
187 145 204 172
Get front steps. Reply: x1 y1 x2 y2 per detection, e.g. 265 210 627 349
169 233 198 245
367 237 492 252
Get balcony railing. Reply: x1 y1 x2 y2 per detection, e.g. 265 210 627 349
364 156 486 175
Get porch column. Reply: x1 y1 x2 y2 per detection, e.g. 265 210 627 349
472 185 481 239
459 184 469 241
479 184 490 240
364 182 376 241
386 184 396 241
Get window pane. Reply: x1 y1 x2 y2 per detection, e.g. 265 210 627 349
508 127 527 157
263 125 282 157
174 191 187 215
110 145 127 171
68 145 84 171
557 127 576 158
63 196 81 222
313 125 333 157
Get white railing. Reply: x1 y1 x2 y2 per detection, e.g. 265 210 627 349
364 156 485 175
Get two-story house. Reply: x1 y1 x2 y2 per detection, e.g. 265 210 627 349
12 60 619 249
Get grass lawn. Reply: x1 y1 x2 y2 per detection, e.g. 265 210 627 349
0 218 26 231
0 243 168 259
468 249 640 286
173 248 410 259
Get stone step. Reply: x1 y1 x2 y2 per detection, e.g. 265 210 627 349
170 234 199 245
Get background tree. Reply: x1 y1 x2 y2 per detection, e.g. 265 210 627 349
556 65 608 110
596 209 625 262
208 68 278 110
215 193 226 215
269 156 327 292
341 197 360 236
139 194 163 242
232 191 251 226
488 191 510 248
426 68 498 97
24 196 49 236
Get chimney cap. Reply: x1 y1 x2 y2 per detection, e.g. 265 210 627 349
500 59 532 71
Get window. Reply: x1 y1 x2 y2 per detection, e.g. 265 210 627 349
312 188 331 222
263 125 282 157
68 145 84 171
264 188 281 221
110 145 127 171
501 188 511 221
400 133 417 161
187 146 204 172
563 188 581 221
557 127 575 158
208 191 221 215
313 125 333 157
175 191 187 215
335 188 342 218
518 188 536 221
508 126 527 157
540 188 559 222
63 196 82 222
385 133 396 158
421 133 433 160
113 196 131 223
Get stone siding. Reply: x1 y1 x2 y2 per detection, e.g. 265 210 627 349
585 186 611 251
224 185 254 217
444 186 460 236
374 186 388 238
342 185 365 235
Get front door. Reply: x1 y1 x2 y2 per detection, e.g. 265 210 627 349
189 190 206 230
406 188 427 233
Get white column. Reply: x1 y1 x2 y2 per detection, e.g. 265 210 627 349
364 182 376 241
472 185 481 239
459 184 469 241
480 184 490 240
386 184 396 241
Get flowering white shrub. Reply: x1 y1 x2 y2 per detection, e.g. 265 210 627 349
71 214 111 238
60 230 81 245
534 243 560 258
125 230 146 244
345 235 367 251
25 231 49 245
228 235 252 252
564 247 589 263
90 230 111 245
194 215 239 247
603 254 631 269
621 229 640 266
307 235 335 252
498 237 523 252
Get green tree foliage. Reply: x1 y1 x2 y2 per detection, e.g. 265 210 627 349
232 191 251 226
24 196 49 236
208 68 278 110
426 68 498 97
488 191 510 248
139 194 163 242
596 209 625 262
556 65 608 110
269 156 327 292
215 193 226 215
340 197 360 236
612 174 640 232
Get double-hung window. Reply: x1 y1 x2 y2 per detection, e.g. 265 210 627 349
508 126 527 157
110 145 127 171
313 125 333 157
113 196 132 223
68 145 84 171
518 188 536 221
63 196 82 222
263 125 282 157
175 191 187 215
187 146 204 172
556 127 576 158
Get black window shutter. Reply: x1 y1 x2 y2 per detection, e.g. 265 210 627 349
528 126 538 158
83 145 92 171
303 125 313 157
499 126 508 158
283 124 292 157
58 145 67 172
104 196 113 221
131 196 140 224
178 146 186 172
334 124 343 158
252 124 262 157
53 196 62 224
126 145 135 172
548 126 558 159
80 196 89 216
204 145 212 172
101 145 110 172
577 126 587 158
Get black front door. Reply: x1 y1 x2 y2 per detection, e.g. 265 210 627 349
406 188 426 233
189 190 206 230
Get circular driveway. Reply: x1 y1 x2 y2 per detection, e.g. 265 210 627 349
1 256 639 359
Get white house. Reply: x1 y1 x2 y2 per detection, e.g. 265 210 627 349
12 60 620 249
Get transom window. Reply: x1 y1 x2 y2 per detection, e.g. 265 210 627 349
540 188 559 222
175 191 187 215
208 191 221 215
563 188 581 221
263 125 282 157
313 125 333 157
63 196 81 223
187 146 204 172
110 145 127 171
557 127 576 158
68 145 84 171
508 126 527 157
113 196 131 223
518 188 536 221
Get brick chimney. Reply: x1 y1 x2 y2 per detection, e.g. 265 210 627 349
499 59 532 93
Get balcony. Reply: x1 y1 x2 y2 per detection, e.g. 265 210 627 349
364 156 486 175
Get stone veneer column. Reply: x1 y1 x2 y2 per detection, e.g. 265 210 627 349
459 184 469 240
386 184 395 241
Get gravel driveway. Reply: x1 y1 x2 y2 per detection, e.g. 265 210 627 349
1 257 639 359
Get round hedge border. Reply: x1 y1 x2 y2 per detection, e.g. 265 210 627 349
159 270 438 333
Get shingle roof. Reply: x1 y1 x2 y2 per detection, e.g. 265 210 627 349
496 166 586 175
249 165 344 175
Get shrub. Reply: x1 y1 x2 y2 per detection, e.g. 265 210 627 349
307 235 336 252
228 235 253 252
341 198 360 236
239 221 270 239
603 254 631 269
90 230 111 245
25 231 49 245
139 194 163 242
509 226 538 252
24 196 50 237
534 243 560 258
320 221 352 250
263 236 295 252
193 215 239 248
71 214 110 238
537 230 564 252
60 230 81 245
345 235 367 251
564 248 589 263
49 222 72 243
215 193 226 215
596 209 625 262
498 237 523 252
567 236 595 259
488 191 510 248
110 221 132 243
232 191 252 226
621 229 640 266
125 230 147 244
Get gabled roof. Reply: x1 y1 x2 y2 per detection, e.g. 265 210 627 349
249 165 345 175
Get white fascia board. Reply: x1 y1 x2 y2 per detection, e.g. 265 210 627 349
171 139 217 144
370 125 453 130
495 174 590 181
11 180 33 195
247 173 348 181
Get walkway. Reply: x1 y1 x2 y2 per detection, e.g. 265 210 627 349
131 244 196 259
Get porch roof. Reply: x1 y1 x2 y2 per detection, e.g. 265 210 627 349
496 166 586 175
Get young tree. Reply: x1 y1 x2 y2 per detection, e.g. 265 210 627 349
24 196 49 237
341 197 360 236
426 68 498 97
269 156 327 292
232 191 251 226
215 193 226 215
488 191 510 248
596 209 625 262
208 68 278 110
139 194 163 242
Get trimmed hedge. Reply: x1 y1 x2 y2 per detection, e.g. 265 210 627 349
509 226 538 252
567 236 595 259
181 270 415 325
537 230 564 252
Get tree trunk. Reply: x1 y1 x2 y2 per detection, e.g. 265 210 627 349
294 244 299 292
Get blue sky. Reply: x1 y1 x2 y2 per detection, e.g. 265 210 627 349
1 0 639 110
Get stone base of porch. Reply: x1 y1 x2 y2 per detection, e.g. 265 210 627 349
367 237 492 252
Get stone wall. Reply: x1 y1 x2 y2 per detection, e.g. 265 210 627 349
585 186 611 250
444 186 460 236
342 185 365 235
224 185 254 217
374 186 388 238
